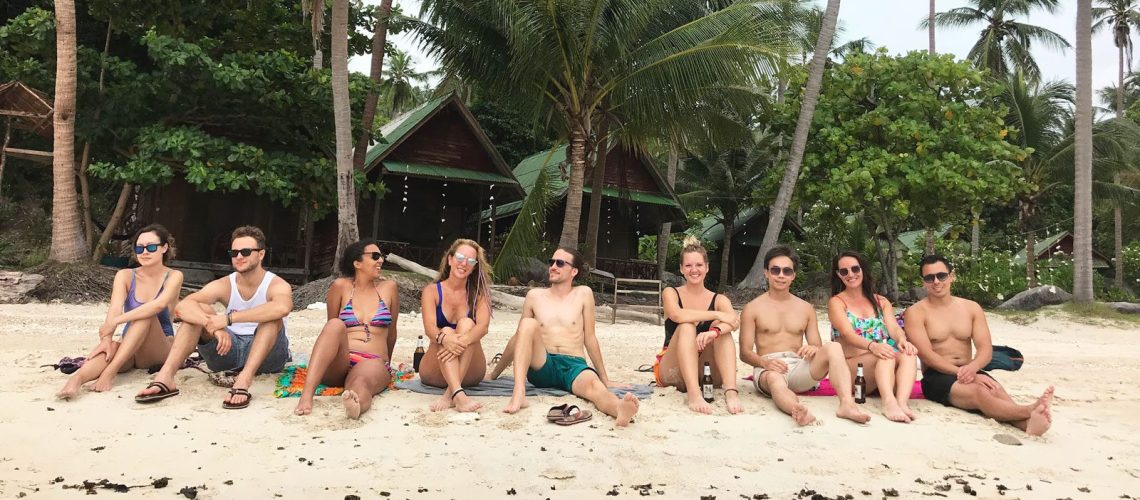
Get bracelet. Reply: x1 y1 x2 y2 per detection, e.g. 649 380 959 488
866 340 873 351
436 332 445 345
226 311 233 326
710 326 722 338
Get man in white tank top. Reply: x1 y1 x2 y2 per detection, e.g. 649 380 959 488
135 225 292 409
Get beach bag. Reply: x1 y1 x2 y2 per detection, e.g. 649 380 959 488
983 345 1024 371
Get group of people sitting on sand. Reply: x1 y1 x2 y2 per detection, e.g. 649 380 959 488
56 224 1054 435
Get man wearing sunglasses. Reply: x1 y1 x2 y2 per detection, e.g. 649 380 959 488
501 247 639 426
739 246 871 426
903 255 1054 436
136 225 292 410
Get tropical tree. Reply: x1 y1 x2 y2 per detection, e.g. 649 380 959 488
382 48 429 115
351 0 394 172
741 0 840 289
332 0 358 270
925 0 1070 82
929 0 937 53
656 142 680 280
1075 0 1096 302
417 0 791 249
50 0 86 262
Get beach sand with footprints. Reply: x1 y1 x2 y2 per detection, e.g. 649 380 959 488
1 302 1138 499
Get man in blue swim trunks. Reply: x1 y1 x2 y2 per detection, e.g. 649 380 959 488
501 247 639 426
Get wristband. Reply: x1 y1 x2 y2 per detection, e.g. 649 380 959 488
710 326 722 338
436 332 445 345
866 340 873 351
226 311 233 326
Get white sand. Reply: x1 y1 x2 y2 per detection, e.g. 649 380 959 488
1 302 1138 499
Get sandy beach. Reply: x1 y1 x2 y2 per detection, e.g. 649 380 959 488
1 302 1138 499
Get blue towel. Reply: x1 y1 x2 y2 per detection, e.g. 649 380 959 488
395 377 654 399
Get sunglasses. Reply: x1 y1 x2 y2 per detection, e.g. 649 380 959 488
549 258 571 269
922 272 950 283
363 251 384 261
227 247 262 258
453 252 478 266
767 266 795 277
837 265 862 277
134 243 162 254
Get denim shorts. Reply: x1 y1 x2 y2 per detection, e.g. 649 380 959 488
198 328 290 374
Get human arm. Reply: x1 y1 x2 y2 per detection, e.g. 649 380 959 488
326 279 348 320
662 288 738 328
97 270 131 339
797 304 823 359
696 295 738 352
880 297 917 355
174 277 231 328
958 302 994 384
383 280 399 358
827 296 894 360
580 289 618 387
902 305 959 375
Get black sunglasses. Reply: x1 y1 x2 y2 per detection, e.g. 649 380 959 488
134 243 162 254
363 251 384 261
768 266 795 277
227 247 263 258
837 265 862 277
922 272 950 283
549 258 571 268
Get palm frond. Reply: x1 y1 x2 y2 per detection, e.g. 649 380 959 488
492 157 561 279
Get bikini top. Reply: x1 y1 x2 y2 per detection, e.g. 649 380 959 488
830 295 892 344
124 269 174 334
435 281 474 329
662 287 718 348
338 286 392 331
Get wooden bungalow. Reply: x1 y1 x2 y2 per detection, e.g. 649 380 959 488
1012 230 1111 269
0 81 54 166
485 144 687 279
137 93 524 281
696 207 805 285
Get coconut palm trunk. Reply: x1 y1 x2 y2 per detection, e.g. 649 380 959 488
656 143 679 280
584 119 609 264
929 0 936 53
559 117 590 248
1073 0 1095 302
50 0 86 262
719 219 733 291
741 0 841 288
1114 28 1126 288
351 0 393 172
332 0 359 271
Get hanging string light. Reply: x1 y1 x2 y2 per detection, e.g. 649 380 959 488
605 199 612 244
401 176 409 213
487 184 496 240
440 182 448 241
634 205 641 238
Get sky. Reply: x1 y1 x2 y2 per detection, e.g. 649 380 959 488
350 1 1125 105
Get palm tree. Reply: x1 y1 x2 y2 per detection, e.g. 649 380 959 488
351 0 394 172
51 0 86 262
925 0 1070 82
1093 0 1140 288
331 0 359 271
655 142 680 280
382 49 429 115
1097 72 1140 113
930 0 937 53
1075 0 1096 302
417 0 790 248
741 0 840 290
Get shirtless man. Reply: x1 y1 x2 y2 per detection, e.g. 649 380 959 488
740 246 871 426
135 225 292 409
903 254 1054 436
500 247 639 426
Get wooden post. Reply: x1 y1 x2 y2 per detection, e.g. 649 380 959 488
0 117 10 198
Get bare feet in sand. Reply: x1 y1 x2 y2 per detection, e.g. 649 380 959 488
790 403 817 426
882 400 911 423
836 401 871 424
502 395 528 414
294 397 313 416
1026 385 1054 436
57 379 83 400
430 392 454 412
343 390 362 420
725 389 744 415
687 393 712 415
453 391 482 413
615 392 639 427
92 372 117 392
900 403 916 421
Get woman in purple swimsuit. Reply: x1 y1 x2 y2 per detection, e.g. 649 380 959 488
418 238 493 413
57 224 184 399
294 239 399 419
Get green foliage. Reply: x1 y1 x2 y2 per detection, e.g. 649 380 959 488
492 160 560 280
469 98 553 168
1124 240 1140 287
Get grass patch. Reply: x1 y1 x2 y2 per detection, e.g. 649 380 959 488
988 308 1041 326
1061 302 1140 326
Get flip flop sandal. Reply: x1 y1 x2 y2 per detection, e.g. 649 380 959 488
134 381 180 403
554 406 592 426
223 388 252 410
546 403 571 422
487 353 502 368
635 364 654 373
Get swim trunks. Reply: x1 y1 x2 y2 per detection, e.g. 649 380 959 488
753 351 820 397
921 368 995 407
528 353 595 392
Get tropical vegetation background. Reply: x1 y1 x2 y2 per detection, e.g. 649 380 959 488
1 0 1137 306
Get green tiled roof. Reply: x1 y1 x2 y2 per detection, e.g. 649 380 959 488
363 95 451 170
511 145 679 206
383 161 516 184
897 224 953 253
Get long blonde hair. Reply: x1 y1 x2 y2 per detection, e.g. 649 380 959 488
436 239 493 317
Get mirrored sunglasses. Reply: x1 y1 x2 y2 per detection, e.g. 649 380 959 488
453 252 478 266
134 243 162 254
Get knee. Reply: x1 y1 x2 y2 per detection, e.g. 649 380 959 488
321 319 346 335
825 342 843 355
517 318 539 336
456 317 476 332
255 319 284 336
674 323 697 341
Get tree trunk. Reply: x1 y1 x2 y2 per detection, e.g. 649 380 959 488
91 183 132 262
584 119 609 264
928 0 936 54
1073 0 1094 303
559 118 589 248
879 220 900 302
923 227 935 254
1026 228 1037 288
740 0 841 289
351 0 392 172
1115 45 1125 289
970 209 980 257
331 0 359 272
51 0 87 262
656 143 679 280
719 219 733 292
0 118 9 198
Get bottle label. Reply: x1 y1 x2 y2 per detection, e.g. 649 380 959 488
855 386 863 400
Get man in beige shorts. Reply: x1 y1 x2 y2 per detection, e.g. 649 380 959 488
739 246 870 426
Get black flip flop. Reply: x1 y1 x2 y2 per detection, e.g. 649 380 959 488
223 388 252 410
135 381 180 404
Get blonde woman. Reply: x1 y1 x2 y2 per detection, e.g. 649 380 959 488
419 239 493 412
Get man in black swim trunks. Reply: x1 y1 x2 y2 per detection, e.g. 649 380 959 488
904 255 1054 436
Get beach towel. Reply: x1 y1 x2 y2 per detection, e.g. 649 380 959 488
274 363 417 398
396 377 654 400
742 375 925 399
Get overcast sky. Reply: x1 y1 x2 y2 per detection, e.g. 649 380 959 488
350 1 1123 105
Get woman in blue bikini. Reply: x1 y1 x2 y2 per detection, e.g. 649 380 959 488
827 251 918 423
418 239 493 413
57 224 184 399
294 239 399 419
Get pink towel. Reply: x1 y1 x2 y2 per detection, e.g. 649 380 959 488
743 375 925 399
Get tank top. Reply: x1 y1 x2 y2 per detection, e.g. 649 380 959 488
225 271 285 337
662 287 718 348
124 269 174 336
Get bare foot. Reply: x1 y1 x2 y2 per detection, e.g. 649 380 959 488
725 389 744 415
57 378 83 400
836 401 871 424
1034 385 1055 409
502 395 528 414
882 400 911 423
790 403 816 426
900 403 916 421
687 393 712 415
92 372 116 392
343 390 362 420
1025 385 1054 436
453 392 482 413
615 392 639 427
136 377 177 399
294 397 313 416
430 393 454 412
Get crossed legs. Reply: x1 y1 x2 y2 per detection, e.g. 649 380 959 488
57 318 171 399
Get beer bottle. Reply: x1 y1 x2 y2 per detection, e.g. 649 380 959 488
413 335 426 372
854 363 866 404
701 362 714 403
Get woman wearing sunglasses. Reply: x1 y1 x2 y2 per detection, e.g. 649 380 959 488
294 239 399 419
655 236 742 415
827 251 919 423
57 224 184 399
418 239 493 412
